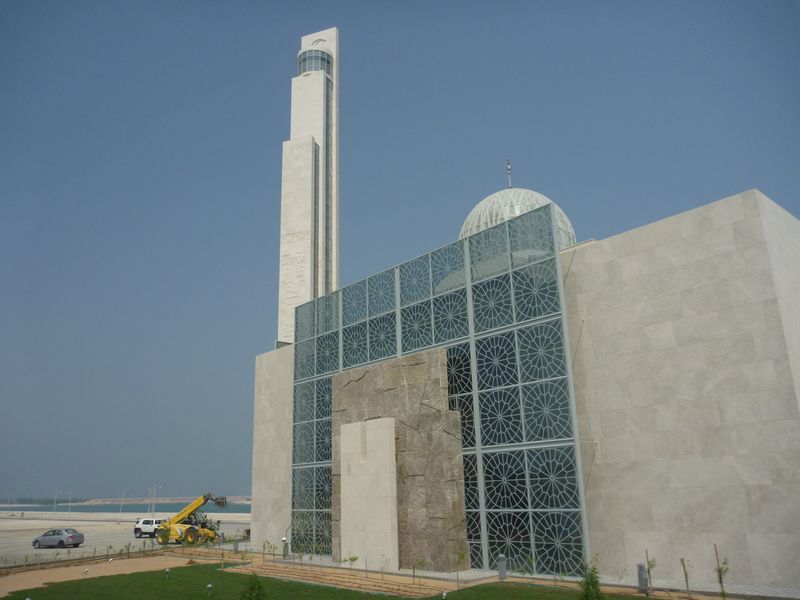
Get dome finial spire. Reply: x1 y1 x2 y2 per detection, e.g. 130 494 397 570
506 160 512 188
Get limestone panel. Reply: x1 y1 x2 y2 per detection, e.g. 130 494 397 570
290 72 326 141
250 346 294 549
331 348 468 572
564 190 800 590
340 418 399 571
277 137 316 344
759 192 800 407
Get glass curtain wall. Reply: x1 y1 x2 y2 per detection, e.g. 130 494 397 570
290 204 585 575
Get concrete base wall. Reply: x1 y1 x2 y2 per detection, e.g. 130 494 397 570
250 346 294 549
340 418 399 571
331 348 469 572
563 189 800 590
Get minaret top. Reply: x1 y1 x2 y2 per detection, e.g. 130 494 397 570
299 27 338 58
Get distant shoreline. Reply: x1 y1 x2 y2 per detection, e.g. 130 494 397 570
0 496 250 508
76 496 251 506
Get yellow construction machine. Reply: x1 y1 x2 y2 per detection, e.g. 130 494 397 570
155 493 227 545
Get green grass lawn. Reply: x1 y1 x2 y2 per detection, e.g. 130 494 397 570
6 563 628 599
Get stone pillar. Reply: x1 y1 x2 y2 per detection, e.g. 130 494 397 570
340 418 399 571
250 346 294 548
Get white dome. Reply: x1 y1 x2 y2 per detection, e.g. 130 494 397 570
459 187 576 249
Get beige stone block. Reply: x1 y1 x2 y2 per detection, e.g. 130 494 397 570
665 456 736 488
747 484 800 534
719 389 798 425
693 425 739 458
642 321 677 350
599 409 628 437
747 533 800 586
729 451 800 486
701 332 757 369
650 430 696 459
732 215 766 248
701 360 777 398
586 488 654 533
729 419 794 453
752 327 789 362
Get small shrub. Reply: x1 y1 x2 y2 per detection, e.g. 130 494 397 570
240 574 266 600
580 562 604 600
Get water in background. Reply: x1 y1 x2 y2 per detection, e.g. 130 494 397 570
1 502 249 514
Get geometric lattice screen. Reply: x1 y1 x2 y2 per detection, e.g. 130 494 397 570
291 204 586 574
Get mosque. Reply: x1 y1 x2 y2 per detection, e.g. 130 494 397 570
251 28 800 594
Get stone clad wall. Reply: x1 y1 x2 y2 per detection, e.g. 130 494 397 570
331 347 468 571
760 193 800 405
562 190 800 590
250 346 294 548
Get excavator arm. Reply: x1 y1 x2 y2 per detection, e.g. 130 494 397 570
155 493 227 546
165 493 227 527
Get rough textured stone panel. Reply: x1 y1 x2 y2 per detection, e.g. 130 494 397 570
331 347 468 572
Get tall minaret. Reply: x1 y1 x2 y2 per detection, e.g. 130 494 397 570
276 28 339 345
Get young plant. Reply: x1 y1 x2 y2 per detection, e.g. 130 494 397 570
580 561 604 600
240 574 266 600
645 550 656 595
519 554 536 575
680 558 692 599
455 550 467 588
714 544 729 600
413 558 426 586
346 555 358 569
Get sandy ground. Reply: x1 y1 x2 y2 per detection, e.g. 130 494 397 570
0 511 250 567
0 555 207 597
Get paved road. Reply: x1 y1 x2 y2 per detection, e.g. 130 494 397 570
0 511 250 568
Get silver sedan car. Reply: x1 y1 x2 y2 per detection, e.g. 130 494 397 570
32 528 84 548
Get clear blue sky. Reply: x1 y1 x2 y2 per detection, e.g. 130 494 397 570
1 0 798 499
